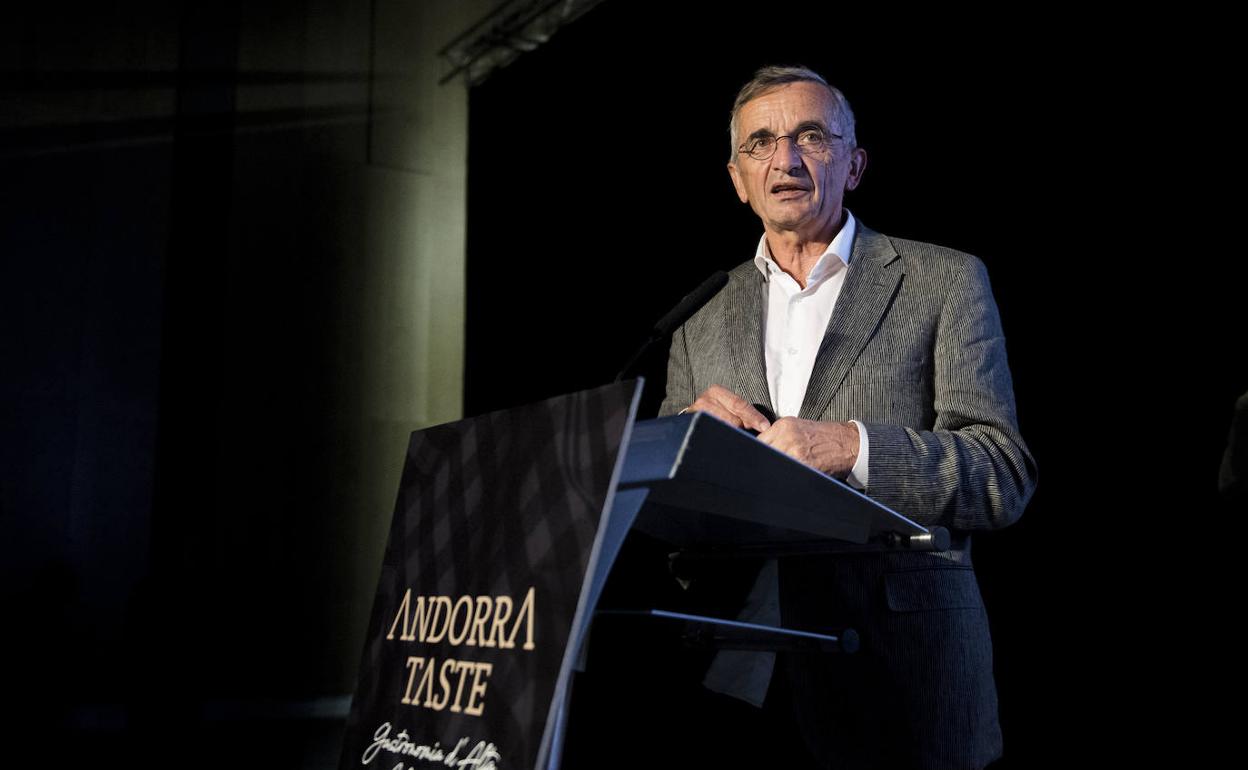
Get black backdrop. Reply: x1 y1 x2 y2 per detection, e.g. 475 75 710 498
464 2 1244 765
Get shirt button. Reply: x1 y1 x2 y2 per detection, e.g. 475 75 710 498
788 347 798 355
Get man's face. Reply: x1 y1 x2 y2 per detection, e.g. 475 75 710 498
728 81 866 239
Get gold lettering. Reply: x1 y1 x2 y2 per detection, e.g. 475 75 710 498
388 590 531 649
463 662 494 717
428 658 456 711
447 595 474 646
504 587 536 651
401 656 425 704
412 654 437 706
491 596 513 649
425 596 453 644
467 596 494 647
387 589 411 641
448 660 473 713
411 596 432 642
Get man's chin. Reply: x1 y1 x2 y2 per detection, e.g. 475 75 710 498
767 212 814 231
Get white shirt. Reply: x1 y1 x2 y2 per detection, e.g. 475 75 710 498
752 210 870 489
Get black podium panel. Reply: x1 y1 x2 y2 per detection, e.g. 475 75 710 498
339 381 643 770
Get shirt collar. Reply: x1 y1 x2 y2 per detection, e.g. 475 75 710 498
752 210 857 285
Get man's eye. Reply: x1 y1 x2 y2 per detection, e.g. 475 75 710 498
748 136 775 152
797 129 825 146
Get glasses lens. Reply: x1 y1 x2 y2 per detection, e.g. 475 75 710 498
797 129 825 151
743 137 770 160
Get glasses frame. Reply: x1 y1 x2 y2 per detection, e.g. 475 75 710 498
737 129 844 161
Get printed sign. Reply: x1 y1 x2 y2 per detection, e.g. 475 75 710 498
340 381 643 770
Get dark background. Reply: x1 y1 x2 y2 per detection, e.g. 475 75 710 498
3 1 1241 766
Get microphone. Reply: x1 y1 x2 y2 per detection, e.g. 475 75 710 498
615 271 729 382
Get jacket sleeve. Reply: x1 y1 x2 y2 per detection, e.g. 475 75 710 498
657 324 695 418
859 257 1038 531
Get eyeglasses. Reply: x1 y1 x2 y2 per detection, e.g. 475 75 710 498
738 128 842 161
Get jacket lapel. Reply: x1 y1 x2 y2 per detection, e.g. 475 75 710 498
726 265 775 416
798 223 904 420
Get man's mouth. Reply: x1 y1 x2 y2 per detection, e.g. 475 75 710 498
770 183 809 196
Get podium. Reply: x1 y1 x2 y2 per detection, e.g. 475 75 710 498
338 381 941 770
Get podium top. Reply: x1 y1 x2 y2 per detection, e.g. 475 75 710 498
619 413 926 547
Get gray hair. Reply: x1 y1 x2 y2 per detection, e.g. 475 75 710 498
728 65 857 162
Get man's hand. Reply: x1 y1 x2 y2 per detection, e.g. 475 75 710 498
685 384 772 433
758 417 860 479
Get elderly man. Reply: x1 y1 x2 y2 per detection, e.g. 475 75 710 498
658 66 1038 769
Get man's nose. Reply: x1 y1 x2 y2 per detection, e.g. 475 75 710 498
771 136 804 171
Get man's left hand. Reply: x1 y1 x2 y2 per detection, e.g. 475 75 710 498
757 417 860 479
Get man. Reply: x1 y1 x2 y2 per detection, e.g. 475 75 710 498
659 66 1038 769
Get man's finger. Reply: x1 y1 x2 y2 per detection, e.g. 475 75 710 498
702 385 771 432
756 422 784 447
736 403 772 433
688 399 747 430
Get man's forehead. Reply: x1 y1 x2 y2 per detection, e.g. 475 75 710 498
738 82 837 131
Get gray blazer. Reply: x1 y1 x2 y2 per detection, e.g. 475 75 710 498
658 222 1038 769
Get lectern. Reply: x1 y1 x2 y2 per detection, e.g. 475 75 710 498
338 381 940 770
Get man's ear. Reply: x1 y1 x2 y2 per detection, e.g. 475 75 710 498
844 147 868 192
727 162 749 203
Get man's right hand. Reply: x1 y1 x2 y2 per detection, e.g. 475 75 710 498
684 384 772 433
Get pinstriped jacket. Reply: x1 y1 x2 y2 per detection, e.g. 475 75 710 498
658 222 1038 769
